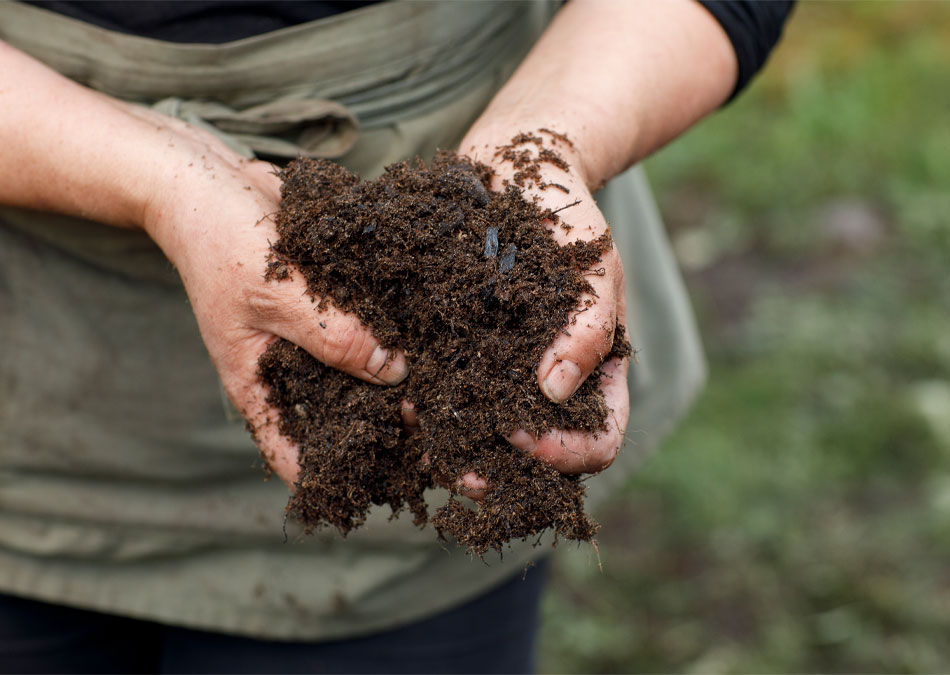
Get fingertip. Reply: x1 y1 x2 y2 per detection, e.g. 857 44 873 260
507 429 537 453
367 346 409 385
458 472 487 501
401 399 419 429
539 358 584 403
242 397 302 488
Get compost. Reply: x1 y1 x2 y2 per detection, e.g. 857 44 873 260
257 138 630 555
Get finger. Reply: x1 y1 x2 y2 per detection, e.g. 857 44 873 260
421 449 487 500
457 472 488 501
400 400 419 428
511 355 630 474
251 270 408 385
537 246 623 403
217 332 302 487
401 400 420 437
244 391 302 488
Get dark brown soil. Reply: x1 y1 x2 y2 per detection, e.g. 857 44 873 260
256 144 629 555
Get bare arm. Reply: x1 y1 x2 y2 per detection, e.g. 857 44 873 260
463 0 737 189
0 41 164 226
0 40 406 486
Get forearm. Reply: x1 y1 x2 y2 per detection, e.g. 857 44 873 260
0 41 177 228
462 0 737 189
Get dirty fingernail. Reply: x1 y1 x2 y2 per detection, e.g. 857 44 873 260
400 399 417 421
367 346 408 385
457 472 488 500
541 360 583 403
508 429 537 453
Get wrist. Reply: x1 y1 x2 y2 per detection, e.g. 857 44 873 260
138 129 282 276
459 103 633 194
138 144 224 269
134 111 250 257
460 125 593 200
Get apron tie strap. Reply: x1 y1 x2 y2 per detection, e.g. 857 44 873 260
152 96 359 159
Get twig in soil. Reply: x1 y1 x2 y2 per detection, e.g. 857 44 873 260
590 539 604 573
550 199 582 216
256 211 279 227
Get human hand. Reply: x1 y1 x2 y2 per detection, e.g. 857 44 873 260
134 109 407 487
432 0 739 492
0 44 407 488
457 129 631 487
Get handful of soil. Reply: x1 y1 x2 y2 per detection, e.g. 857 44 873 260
257 149 630 555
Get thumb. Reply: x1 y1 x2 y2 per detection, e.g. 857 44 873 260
536 246 623 402
251 271 407 385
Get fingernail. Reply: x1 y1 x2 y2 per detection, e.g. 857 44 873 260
508 429 537 453
367 346 408 385
541 360 583 403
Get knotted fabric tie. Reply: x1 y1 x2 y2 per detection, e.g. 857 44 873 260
152 96 359 159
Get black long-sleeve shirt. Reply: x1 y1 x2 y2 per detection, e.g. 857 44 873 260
698 1 794 98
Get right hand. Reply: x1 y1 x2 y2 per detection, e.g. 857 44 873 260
134 108 407 487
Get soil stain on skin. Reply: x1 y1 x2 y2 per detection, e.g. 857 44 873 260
257 144 630 556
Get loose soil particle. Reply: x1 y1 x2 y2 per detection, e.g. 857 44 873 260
257 144 630 555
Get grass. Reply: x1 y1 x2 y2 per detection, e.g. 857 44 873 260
539 3 950 672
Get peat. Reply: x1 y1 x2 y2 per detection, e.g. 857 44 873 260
257 148 630 555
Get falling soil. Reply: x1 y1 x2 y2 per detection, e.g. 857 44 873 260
257 140 630 555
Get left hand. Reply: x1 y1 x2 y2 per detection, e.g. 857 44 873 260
457 129 631 484
416 0 739 494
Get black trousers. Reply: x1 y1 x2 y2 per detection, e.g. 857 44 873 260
0 559 548 674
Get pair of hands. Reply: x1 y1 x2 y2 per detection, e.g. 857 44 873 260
138 108 630 493
6 0 741 495
7 0 743 496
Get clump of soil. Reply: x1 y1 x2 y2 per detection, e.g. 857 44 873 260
257 142 629 555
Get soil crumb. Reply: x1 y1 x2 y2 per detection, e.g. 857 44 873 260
256 143 630 555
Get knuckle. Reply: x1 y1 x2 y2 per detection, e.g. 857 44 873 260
612 258 626 287
320 318 369 369
241 282 292 324
600 428 622 471
600 248 625 284
574 314 615 367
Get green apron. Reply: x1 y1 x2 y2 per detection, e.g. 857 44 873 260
0 1 705 639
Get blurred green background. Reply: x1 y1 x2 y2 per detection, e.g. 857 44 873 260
539 3 950 672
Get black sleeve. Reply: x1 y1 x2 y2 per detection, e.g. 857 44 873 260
697 1 796 101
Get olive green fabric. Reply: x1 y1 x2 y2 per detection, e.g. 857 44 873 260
0 1 705 639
